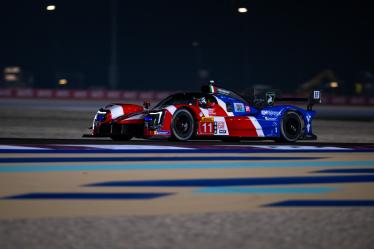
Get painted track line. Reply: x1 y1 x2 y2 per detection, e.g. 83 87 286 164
1 161 374 172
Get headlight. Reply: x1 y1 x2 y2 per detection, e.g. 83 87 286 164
96 111 108 122
149 111 163 123
146 111 164 129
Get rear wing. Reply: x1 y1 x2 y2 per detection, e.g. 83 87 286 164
275 90 321 110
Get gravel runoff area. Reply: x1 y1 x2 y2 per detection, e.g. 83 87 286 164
0 105 373 142
1 209 374 249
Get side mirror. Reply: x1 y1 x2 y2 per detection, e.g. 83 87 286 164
143 100 151 109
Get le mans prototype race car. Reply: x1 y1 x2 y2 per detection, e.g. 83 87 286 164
86 83 321 142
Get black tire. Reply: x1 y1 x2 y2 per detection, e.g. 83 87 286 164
110 135 133 141
279 111 303 142
170 109 195 141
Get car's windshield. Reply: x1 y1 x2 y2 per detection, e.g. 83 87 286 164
215 87 249 104
152 92 203 110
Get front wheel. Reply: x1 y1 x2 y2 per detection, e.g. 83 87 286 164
170 109 195 141
279 111 303 142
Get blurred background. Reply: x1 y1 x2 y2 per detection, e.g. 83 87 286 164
0 0 373 140
1 0 374 94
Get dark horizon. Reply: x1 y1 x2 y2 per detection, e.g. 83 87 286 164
1 0 373 92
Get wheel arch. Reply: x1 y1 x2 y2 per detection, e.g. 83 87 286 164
169 107 198 141
175 106 200 121
278 106 306 125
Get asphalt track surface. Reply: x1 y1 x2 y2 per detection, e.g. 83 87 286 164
1 99 374 249
1 139 374 249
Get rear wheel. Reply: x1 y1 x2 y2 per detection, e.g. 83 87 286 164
171 109 195 141
279 111 303 142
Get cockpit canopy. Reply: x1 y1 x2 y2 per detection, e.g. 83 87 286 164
152 92 218 110
152 84 250 110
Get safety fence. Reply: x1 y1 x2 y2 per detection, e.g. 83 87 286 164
0 88 173 101
0 88 373 105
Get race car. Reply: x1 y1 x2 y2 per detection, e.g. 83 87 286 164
86 83 321 142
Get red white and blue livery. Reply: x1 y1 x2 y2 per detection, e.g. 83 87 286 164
87 83 321 142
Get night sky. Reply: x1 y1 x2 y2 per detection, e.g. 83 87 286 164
1 0 373 91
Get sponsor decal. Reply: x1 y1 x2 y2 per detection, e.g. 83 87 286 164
217 121 225 129
266 92 275 105
156 130 170 135
201 116 214 122
217 88 230 95
234 103 245 112
265 117 277 121
245 106 251 112
306 114 311 133
261 110 281 116
219 130 227 134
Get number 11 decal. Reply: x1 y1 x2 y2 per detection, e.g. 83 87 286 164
199 121 214 135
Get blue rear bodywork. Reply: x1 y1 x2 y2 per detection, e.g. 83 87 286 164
215 93 316 139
